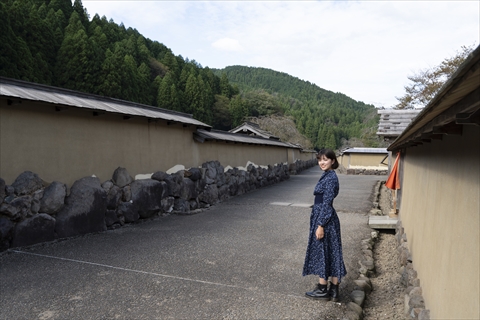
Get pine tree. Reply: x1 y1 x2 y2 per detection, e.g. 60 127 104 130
184 73 201 115
98 48 122 98
220 73 231 98
48 0 73 20
54 11 91 90
73 0 89 29
230 95 248 127
162 51 180 80
121 54 141 102
137 62 152 105
157 73 174 109
0 2 34 80
212 95 232 130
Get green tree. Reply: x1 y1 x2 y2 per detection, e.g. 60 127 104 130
184 73 200 115
137 62 152 105
98 48 122 98
54 11 90 90
121 54 141 102
73 0 89 29
157 73 175 109
230 95 248 127
162 51 180 80
220 72 232 98
212 95 232 130
48 0 73 21
0 2 34 80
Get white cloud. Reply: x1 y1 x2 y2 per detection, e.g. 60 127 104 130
212 38 243 52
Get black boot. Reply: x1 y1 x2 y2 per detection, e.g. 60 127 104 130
329 282 339 302
305 283 329 300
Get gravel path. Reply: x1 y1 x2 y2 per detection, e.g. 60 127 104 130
363 180 405 320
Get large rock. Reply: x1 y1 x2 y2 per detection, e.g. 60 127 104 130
112 167 134 188
10 196 33 221
204 162 217 182
11 214 56 248
198 184 218 205
40 181 66 214
0 178 5 203
5 185 14 197
214 162 226 187
101 180 114 192
354 279 372 294
173 198 190 214
117 201 138 223
195 178 207 196
161 197 174 213
218 184 229 201
226 173 239 196
55 177 107 238
185 168 203 182
0 203 18 220
105 209 120 228
180 178 197 200
31 199 40 214
130 179 167 219
12 171 44 196
151 171 169 182
106 185 122 210
0 217 14 251
202 161 218 185
122 185 132 202
350 290 366 307
170 172 184 197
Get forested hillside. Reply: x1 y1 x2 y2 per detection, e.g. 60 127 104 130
0 0 382 150
215 66 383 149
0 0 239 126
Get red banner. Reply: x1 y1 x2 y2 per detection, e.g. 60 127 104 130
385 152 401 190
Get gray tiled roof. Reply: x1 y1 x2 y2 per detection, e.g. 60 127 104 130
194 129 301 149
341 148 388 154
0 77 211 128
376 109 421 137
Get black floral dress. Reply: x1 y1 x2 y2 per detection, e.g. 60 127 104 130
303 169 347 281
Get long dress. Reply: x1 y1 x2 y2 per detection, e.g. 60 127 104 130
302 169 347 282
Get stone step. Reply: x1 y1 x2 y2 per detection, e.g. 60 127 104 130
368 215 397 229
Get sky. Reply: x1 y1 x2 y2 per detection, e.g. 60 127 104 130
82 1 479 108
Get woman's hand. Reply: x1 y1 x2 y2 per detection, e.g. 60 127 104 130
315 225 324 240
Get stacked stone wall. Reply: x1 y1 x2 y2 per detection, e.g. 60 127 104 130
346 169 388 176
0 159 316 252
395 221 430 319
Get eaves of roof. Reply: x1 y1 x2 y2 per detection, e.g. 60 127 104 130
342 148 388 154
194 129 301 149
229 123 280 140
0 77 211 129
388 45 480 151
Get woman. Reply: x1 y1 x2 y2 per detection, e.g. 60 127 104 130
303 149 346 301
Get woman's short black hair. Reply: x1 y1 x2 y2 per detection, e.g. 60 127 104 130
316 148 339 169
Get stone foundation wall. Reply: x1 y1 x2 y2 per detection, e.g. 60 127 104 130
395 221 430 319
0 159 316 252
346 168 388 175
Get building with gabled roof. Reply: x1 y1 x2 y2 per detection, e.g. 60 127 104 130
377 109 421 143
386 45 480 319
229 122 280 140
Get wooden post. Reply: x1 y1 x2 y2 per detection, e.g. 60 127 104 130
389 189 398 218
